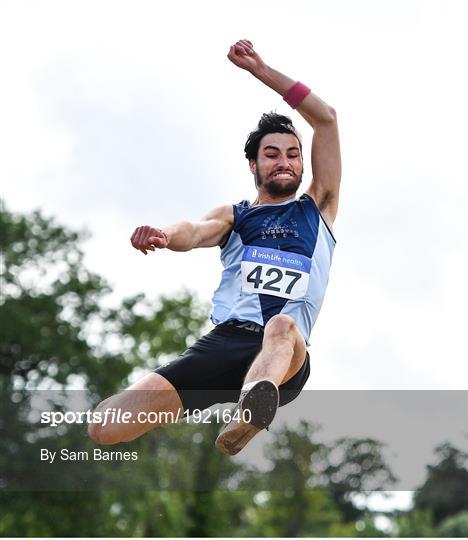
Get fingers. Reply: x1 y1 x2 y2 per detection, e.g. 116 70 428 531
229 39 254 59
130 226 146 254
136 226 150 255
227 45 238 61
135 225 148 246
239 39 254 54
234 41 253 56
130 226 167 255
148 236 167 248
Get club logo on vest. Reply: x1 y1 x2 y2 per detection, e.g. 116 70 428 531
261 216 299 240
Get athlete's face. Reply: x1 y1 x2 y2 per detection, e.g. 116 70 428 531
250 133 303 197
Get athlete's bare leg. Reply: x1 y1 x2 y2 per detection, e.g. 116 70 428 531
215 314 307 455
88 373 184 445
244 313 307 386
89 315 305 449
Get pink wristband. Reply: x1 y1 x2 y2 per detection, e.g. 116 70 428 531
283 81 311 109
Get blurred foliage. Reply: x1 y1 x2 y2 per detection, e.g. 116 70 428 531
1 200 467 537
391 509 435 537
413 442 468 525
437 511 468 537
0 199 207 397
323 437 397 523
0 201 116 394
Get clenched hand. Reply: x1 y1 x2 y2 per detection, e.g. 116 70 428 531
130 226 168 255
227 39 266 75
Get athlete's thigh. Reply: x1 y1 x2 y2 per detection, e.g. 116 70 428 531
282 325 307 383
272 324 307 384
90 372 184 443
278 351 311 407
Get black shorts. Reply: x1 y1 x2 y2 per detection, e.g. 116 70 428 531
154 320 310 413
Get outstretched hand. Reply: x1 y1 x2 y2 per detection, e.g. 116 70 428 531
130 226 168 255
227 39 265 74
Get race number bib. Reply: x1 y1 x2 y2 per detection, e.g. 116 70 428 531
241 246 311 300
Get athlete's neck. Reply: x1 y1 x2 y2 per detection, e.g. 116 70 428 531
253 192 297 206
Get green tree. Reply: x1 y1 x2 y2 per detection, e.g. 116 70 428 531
0 201 212 536
323 437 397 523
413 442 468 525
391 509 435 538
256 420 340 536
247 421 395 536
437 511 468 537
1 200 128 395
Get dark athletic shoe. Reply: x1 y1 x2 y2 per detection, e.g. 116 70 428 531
215 380 279 456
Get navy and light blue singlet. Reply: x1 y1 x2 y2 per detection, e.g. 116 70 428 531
210 193 336 344
155 192 335 410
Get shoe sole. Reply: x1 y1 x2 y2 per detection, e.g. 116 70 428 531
215 380 279 456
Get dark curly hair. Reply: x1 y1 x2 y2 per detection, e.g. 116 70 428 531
244 112 302 160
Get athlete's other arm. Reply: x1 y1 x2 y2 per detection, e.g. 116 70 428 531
228 39 341 227
130 205 234 255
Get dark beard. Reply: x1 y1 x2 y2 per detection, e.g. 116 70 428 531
256 171 303 197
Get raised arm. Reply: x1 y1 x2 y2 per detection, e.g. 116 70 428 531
228 39 341 226
130 205 234 255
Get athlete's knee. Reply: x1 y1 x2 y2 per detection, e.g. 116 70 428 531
87 421 112 445
87 405 116 445
264 314 297 339
87 398 125 445
88 414 142 445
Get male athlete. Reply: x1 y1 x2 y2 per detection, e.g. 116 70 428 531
88 39 341 456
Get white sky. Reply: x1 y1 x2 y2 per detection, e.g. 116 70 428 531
1 0 467 396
